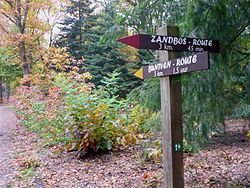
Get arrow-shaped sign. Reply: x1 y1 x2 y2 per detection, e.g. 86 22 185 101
118 34 220 53
135 52 209 79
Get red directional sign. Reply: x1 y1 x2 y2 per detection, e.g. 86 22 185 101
134 52 210 79
118 34 220 53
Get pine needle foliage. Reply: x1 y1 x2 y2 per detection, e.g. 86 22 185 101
120 0 249 150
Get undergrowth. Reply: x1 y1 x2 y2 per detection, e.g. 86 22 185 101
14 70 138 156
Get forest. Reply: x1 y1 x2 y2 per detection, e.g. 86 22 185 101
0 0 249 187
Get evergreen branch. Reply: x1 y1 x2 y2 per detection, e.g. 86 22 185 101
232 60 249 90
233 49 250 56
189 7 210 37
223 55 249 73
224 23 249 50
213 57 249 97
146 49 155 57
230 11 249 45
125 0 136 6
144 0 159 11
222 59 250 97
202 1 215 9
237 0 250 20
132 25 140 33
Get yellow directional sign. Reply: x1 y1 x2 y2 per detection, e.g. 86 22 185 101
134 67 143 79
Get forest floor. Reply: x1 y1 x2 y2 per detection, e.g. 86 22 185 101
0 104 249 188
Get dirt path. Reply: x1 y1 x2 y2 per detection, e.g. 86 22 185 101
0 105 17 187
0 105 249 187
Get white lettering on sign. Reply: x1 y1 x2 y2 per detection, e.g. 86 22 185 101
151 36 156 42
151 36 214 49
188 46 194 51
157 71 164 77
180 67 188 73
173 66 189 75
151 35 187 45
176 55 197 67
148 61 171 73
195 47 204 52
164 45 173 50
193 39 212 46
159 43 174 50
173 67 179 74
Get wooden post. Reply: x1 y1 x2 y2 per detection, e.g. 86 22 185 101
158 26 184 188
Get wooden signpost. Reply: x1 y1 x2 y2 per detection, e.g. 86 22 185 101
118 25 219 188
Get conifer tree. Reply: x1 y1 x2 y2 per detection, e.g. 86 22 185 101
56 0 95 60
84 2 141 97
56 0 141 97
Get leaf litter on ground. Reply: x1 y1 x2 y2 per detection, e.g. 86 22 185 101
4 118 250 187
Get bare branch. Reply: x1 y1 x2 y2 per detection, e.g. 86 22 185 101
0 23 9 34
233 49 250 56
1 12 17 25
232 60 249 91
2 0 13 8
126 0 136 6
224 23 249 50
223 55 249 73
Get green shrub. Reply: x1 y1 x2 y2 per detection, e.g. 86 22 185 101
229 102 250 120
141 112 162 133
14 72 138 155
57 73 137 154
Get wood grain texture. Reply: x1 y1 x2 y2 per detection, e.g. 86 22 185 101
158 25 184 188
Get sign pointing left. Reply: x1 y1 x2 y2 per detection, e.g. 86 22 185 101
118 34 140 49
134 67 143 79
118 34 220 53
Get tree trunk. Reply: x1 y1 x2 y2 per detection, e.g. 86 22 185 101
0 78 3 104
19 41 30 75
5 83 10 101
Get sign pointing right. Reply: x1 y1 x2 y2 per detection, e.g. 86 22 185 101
135 51 209 79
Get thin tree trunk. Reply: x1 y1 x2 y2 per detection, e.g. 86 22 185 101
5 83 10 101
28 53 33 71
19 41 30 75
223 121 227 135
0 78 3 104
